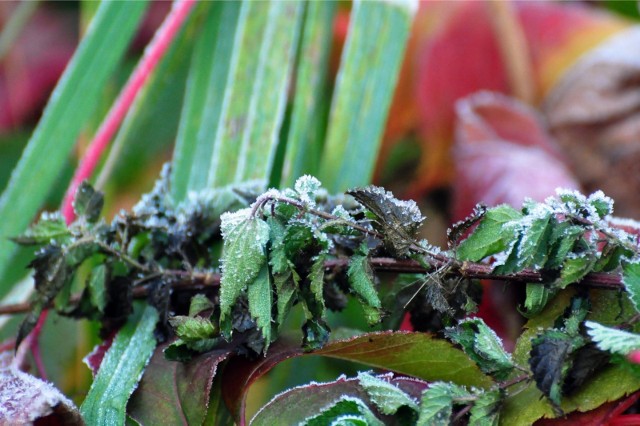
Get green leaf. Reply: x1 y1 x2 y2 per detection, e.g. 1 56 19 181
73 181 104 223
468 389 502 426
169 315 217 342
347 254 382 324
586 321 640 355
544 223 582 270
445 318 514 380
267 216 289 274
274 271 297 329
81 305 158 426
456 205 522 262
87 264 108 314
522 284 557 317
280 1 336 187
219 213 270 336
417 382 469 426
0 1 148 290
11 212 70 246
188 293 215 317
622 259 640 313
307 254 327 319
516 213 552 270
357 372 418 415
318 0 417 192
208 1 304 188
556 253 597 289
248 265 273 349
303 397 383 426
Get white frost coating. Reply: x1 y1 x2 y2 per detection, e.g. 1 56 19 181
294 175 322 206
0 352 79 423
331 205 352 220
220 208 252 239
608 216 640 231
365 185 425 224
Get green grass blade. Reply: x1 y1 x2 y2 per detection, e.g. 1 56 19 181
317 0 417 193
80 306 158 426
208 0 304 189
97 3 209 191
171 1 242 201
0 1 148 291
280 1 336 188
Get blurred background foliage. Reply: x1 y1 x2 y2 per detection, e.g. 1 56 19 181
1 0 640 420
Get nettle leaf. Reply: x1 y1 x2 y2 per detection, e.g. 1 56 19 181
528 329 581 408
586 321 640 355
417 382 470 426
445 318 514 380
73 181 105 223
248 265 273 349
17 245 72 347
274 270 298 329
523 284 557 317
516 212 553 270
294 175 322 206
169 315 217 342
188 293 215 317
302 318 331 350
303 397 384 426
357 372 419 415
347 185 424 257
219 210 270 337
11 212 71 245
304 254 327 319
622 259 640 313
348 249 382 324
556 252 597 289
88 264 108 314
468 389 502 426
456 204 522 262
544 222 583 270
267 216 289 274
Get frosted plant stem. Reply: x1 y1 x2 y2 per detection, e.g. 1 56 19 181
61 0 197 223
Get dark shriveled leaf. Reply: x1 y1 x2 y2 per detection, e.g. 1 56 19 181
73 181 105 223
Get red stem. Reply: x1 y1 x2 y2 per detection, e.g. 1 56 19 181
61 0 197 223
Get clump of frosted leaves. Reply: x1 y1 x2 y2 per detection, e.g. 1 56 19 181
294 175 322 206
547 188 614 223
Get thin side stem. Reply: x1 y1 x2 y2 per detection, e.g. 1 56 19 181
61 0 197 222
486 0 535 103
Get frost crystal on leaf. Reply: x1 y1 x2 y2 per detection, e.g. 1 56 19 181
220 208 252 238
294 175 322 206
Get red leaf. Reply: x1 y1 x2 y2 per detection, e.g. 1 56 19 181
452 91 579 221
82 332 116 376
222 332 492 425
127 340 233 426
534 391 640 426
0 351 82 425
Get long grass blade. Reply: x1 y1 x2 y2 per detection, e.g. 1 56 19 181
0 1 148 292
318 0 417 193
279 1 336 188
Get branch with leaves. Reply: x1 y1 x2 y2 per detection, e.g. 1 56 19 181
5 173 640 424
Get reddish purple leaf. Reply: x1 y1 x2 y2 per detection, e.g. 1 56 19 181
0 351 82 425
251 373 428 425
126 340 233 426
544 27 640 217
452 91 579 221
222 331 492 425
82 332 116 376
